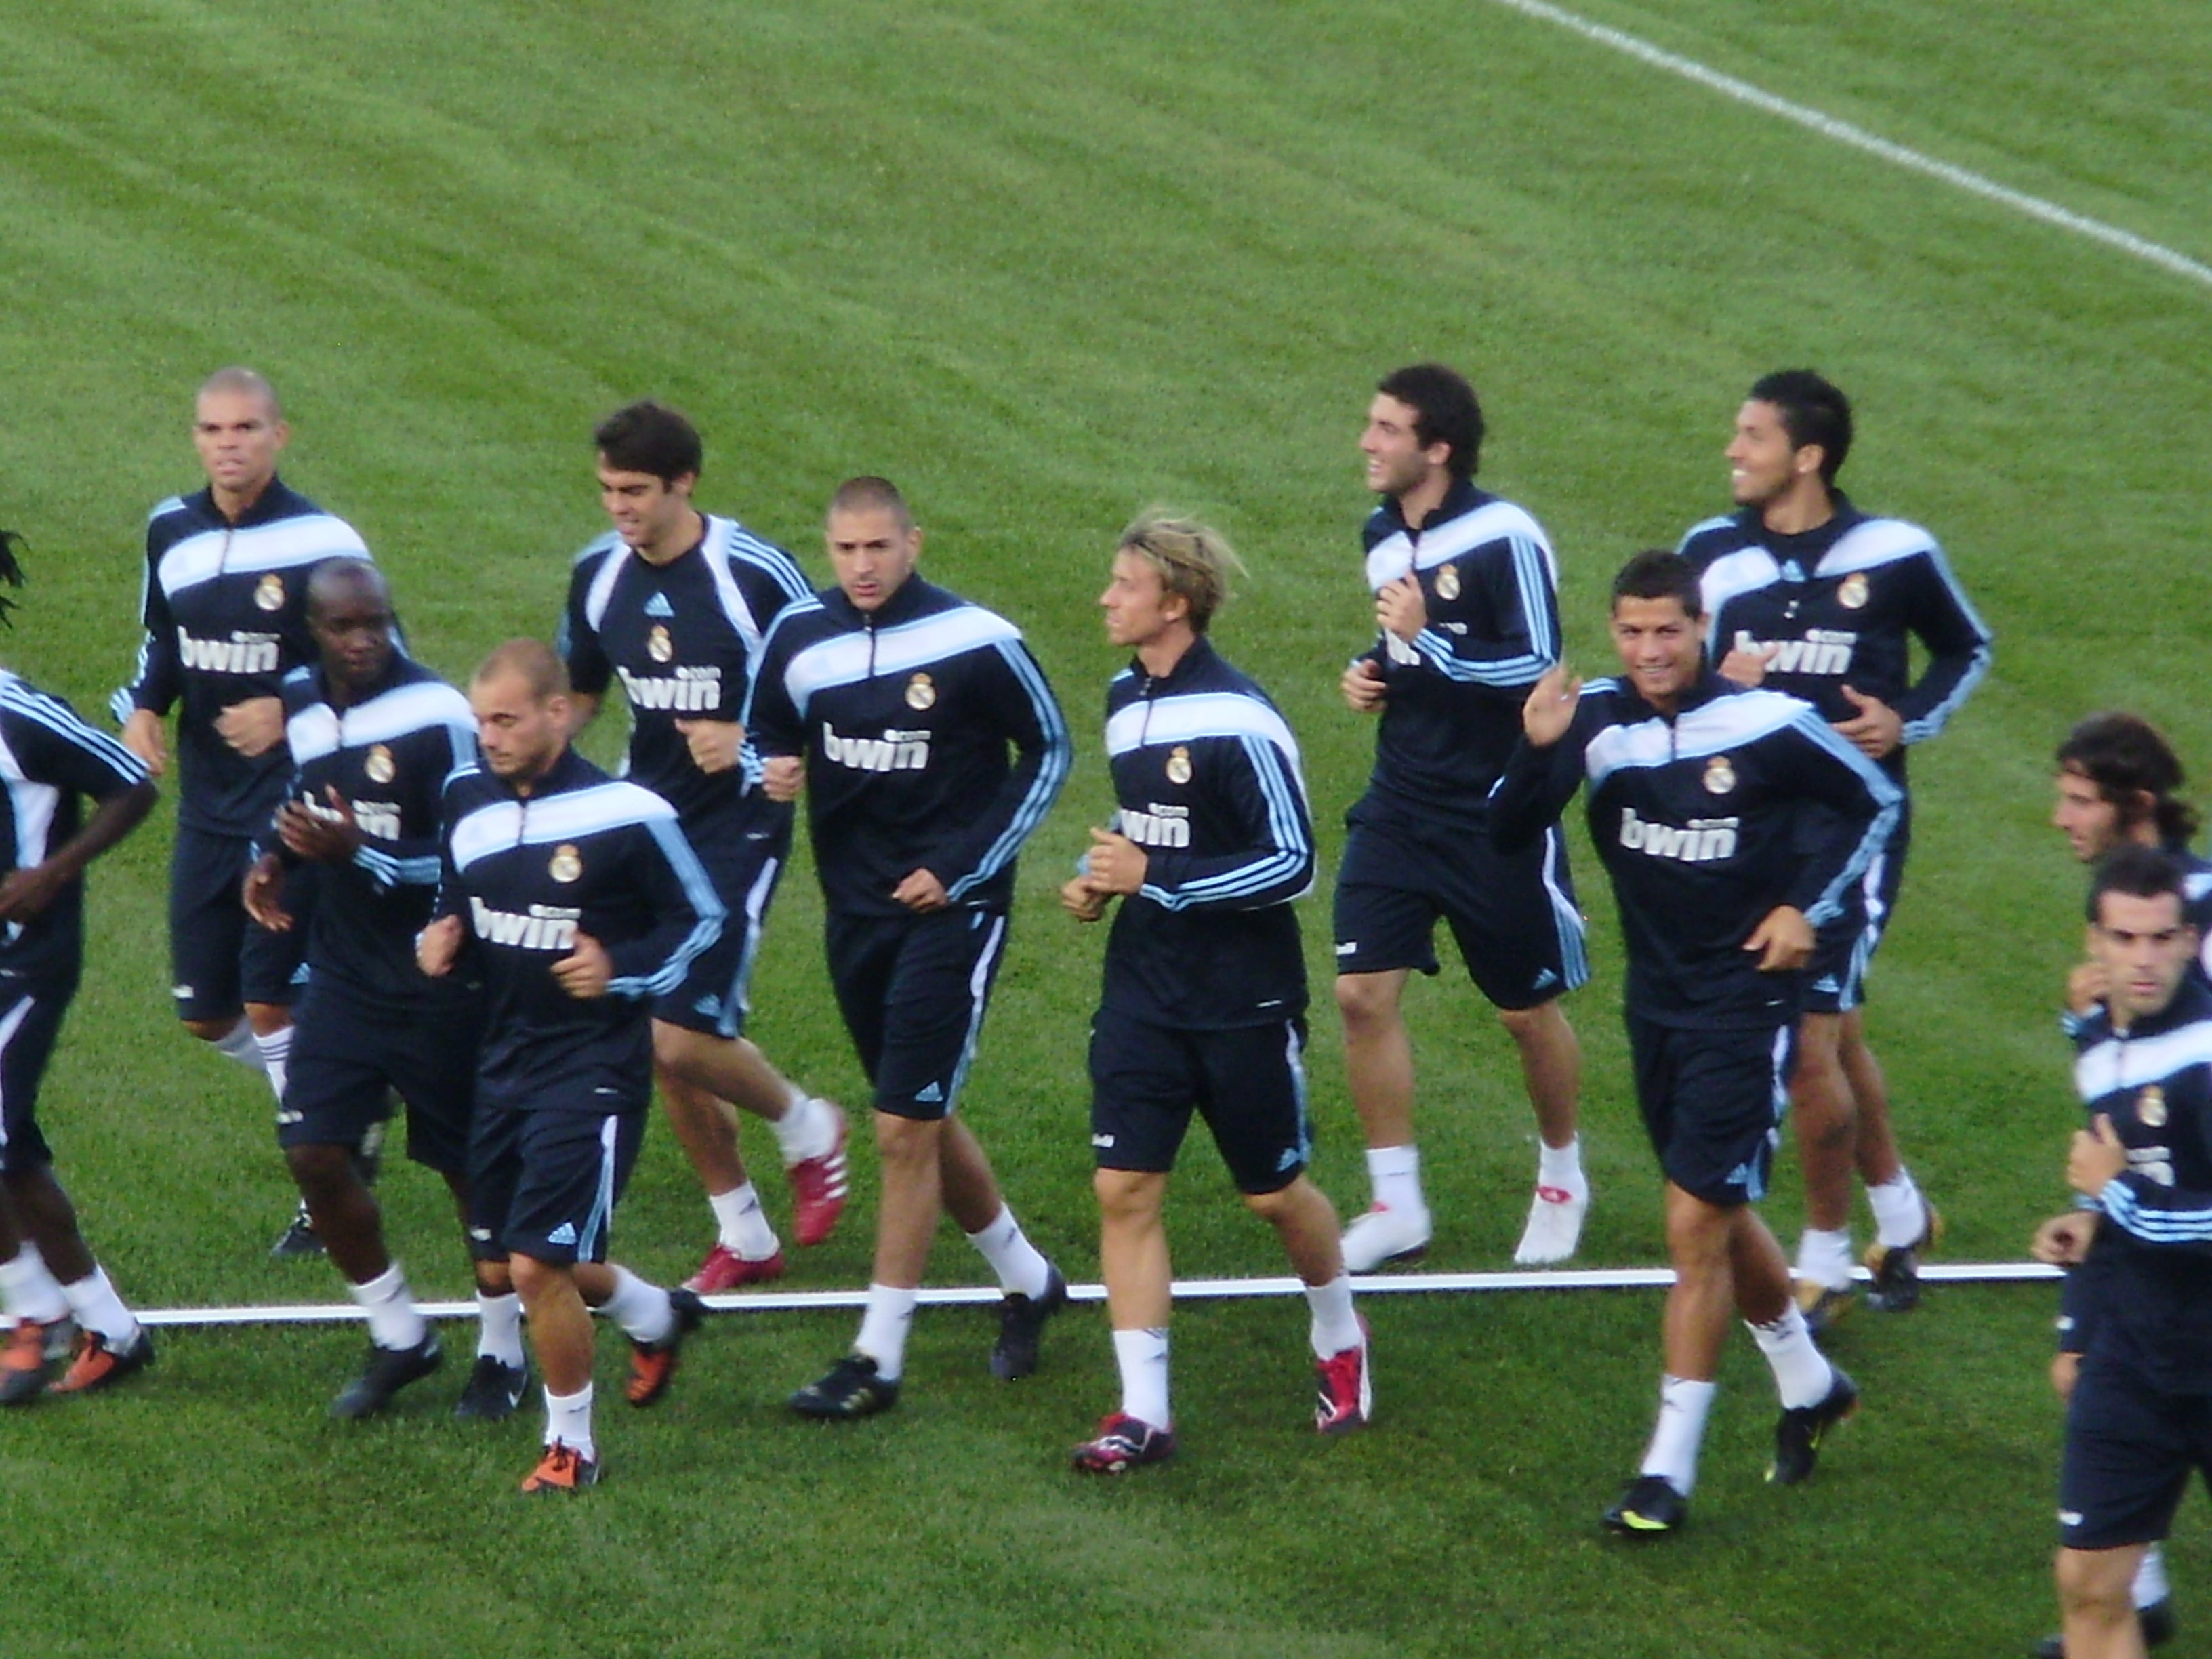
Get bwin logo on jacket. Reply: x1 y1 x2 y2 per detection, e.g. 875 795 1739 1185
821 725 930 773
1618 808 1739 864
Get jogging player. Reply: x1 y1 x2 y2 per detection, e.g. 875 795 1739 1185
418 641 715 1492
1334 363 1591 1271
1681 369 1990 1328
750 476 1070 1419
115 368 382 1257
0 527 162 1402
558 401 847 1294
2031 847 2212 1659
1494 550 1899 1535
1062 512 1368 1473
2032 713 2203 1656
243 560 515 1420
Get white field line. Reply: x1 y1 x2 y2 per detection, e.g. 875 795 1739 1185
137 1260 2060 1327
1488 0 2212 291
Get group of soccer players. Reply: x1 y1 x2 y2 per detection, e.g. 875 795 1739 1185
0 352 2190 1647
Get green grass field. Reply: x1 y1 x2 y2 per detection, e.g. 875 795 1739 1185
3 1 2211 1653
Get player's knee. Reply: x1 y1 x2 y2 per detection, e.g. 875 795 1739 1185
874 1111 938 1168
1093 1168 1160 1222
2054 1547 2135 1618
1334 972 1399 1029
508 1253 565 1301
284 1141 354 1195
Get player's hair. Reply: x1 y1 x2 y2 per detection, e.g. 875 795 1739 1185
1748 369 1852 484
473 638 569 702
1376 363 1485 481
594 401 703 485
2087 842 2190 923
0 528 26 630
305 557 390 617
828 475 913 532
197 366 282 421
1610 548 1702 618
2057 712 2201 848
1117 510 1244 635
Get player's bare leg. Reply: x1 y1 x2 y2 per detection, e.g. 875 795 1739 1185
1786 1011 1859 1324
652 1023 848 1289
1498 998 1589 1264
2058 1545 2153 1659
1246 1175 1368 1433
1336 968 1430 1270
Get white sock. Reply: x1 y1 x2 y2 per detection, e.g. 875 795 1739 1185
1866 1170 1929 1250
1366 1145 1425 1215
348 1263 427 1351
476 1291 525 1367
771 1090 838 1164
0 1243 69 1324
61 1267 139 1345
1113 1326 1170 1428
708 1183 779 1258
212 1020 266 1073
253 1027 293 1104
1748 1305 1835 1410
544 1382 595 1460
1794 1227 1853 1290
1639 1375 1716 1496
855 1283 918 1381
1536 1137 1588 1198
598 1266 673 1343
964 1204 1051 1300
2137 1544 2170 1610
1303 1273 1362 1359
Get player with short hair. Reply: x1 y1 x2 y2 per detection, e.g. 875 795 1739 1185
115 368 382 1258
243 560 516 1420
417 640 716 1492
2032 846 2212 1659
0 528 162 1403
1334 363 1591 1272
1681 369 1990 1328
1493 550 1899 1534
750 476 1070 1419
558 401 847 1294
1061 512 1368 1472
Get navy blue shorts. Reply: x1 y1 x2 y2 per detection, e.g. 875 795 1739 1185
1802 796 1910 1015
2059 1353 2212 1551
467 1096 647 1267
1626 1012 1793 1207
826 906 1009 1120
170 825 308 1021
278 981 483 1177
1332 804 1586 1010
0 980 74 1175
653 812 792 1038
1088 1009 1310 1195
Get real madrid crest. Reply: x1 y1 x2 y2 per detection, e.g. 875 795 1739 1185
1434 562 1461 601
364 744 396 784
906 673 936 712
1837 572 1870 611
647 624 674 663
254 572 285 611
1166 745 1193 785
549 843 583 884
1703 754 1736 795
2139 1084 2168 1128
